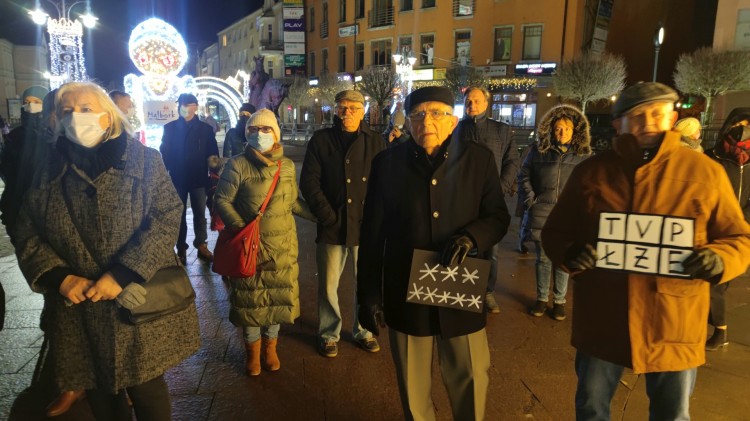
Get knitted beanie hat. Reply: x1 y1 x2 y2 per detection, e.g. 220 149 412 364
674 117 701 138
246 108 280 141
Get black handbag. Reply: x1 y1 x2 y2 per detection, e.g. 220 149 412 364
61 170 196 325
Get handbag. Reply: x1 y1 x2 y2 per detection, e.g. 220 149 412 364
212 160 281 278
61 170 196 324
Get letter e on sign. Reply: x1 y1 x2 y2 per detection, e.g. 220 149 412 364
659 248 692 277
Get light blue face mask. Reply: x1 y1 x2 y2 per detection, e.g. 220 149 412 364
247 132 275 152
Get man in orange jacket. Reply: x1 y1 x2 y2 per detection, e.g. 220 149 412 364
542 82 750 420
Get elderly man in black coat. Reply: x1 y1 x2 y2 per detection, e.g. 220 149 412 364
357 86 510 420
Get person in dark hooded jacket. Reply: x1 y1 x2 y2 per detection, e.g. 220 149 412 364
704 107 750 350
223 103 256 158
518 104 592 321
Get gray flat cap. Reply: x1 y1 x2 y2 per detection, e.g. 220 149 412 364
612 82 679 118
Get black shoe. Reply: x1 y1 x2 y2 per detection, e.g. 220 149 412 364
706 329 728 351
177 246 188 266
517 243 529 254
551 303 566 321
530 300 547 317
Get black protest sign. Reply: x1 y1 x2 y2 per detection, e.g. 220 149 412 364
595 212 694 278
406 249 491 313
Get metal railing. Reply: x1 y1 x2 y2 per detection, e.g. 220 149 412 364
368 7 394 28
320 21 329 38
260 39 284 51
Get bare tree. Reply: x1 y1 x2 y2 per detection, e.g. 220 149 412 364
553 51 626 114
443 65 486 102
312 74 353 123
358 67 400 125
282 75 310 137
674 48 750 127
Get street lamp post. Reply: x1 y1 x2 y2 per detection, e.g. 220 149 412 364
392 47 417 102
29 0 97 89
652 23 664 82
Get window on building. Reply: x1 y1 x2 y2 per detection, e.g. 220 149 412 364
453 0 474 16
310 51 316 76
401 0 413 11
267 24 273 43
493 26 512 62
322 3 329 38
222 34 227 47
422 0 435 8
455 30 471 66
339 0 346 22
370 0 394 27
267 60 274 78
355 0 365 18
522 25 542 60
491 93 537 128
355 42 364 70
398 36 413 58
322 49 329 74
338 45 347 72
310 7 315 32
371 39 392 67
419 34 434 66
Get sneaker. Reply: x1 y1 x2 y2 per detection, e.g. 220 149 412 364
551 303 566 321
177 246 188 266
197 243 214 262
356 337 381 353
706 328 728 351
530 300 547 317
319 340 338 358
485 293 500 314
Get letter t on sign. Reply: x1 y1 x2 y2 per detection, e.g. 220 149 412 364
598 212 627 241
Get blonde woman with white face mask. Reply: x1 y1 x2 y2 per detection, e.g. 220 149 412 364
214 109 315 376
13 81 200 420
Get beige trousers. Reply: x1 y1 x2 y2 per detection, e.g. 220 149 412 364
388 328 490 421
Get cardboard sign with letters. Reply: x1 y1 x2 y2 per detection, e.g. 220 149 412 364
406 249 490 313
595 212 694 278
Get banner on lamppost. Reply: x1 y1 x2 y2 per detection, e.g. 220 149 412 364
283 7 304 19
284 43 305 54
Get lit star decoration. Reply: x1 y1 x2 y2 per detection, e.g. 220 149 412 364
423 287 438 303
407 283 424 301
467 295 483 309
437 291 451 304
461 268 480 285
440 266 459 282
419 263 440 281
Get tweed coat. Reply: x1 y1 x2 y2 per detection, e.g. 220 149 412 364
14 137 200 393
214 144 314 327
542 131 750 373
357 134 510 338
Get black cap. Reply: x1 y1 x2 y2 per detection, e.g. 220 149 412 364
404 86 455 114
176 93 198 105
612 82 679 118
239 103 256 114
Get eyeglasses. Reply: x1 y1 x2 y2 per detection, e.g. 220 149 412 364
408 110 453 121
247 126 274 133
335 106 364 113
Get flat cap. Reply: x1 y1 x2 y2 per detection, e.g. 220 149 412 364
612 82 679 118
176 93 198 105
239 103 256 114
405 86 454 114
335 90 365 104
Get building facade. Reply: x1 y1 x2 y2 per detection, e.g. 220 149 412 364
0 39 48 126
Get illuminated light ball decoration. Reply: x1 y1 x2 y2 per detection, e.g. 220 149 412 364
128 18 188 96
47 18 88 89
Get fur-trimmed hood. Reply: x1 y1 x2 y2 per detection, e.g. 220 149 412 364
536 104 591 155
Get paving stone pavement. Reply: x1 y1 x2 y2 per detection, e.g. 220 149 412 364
1 143 749 420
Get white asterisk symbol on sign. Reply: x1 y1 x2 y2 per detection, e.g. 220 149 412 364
467 294 483 309
440 266 459 282
419 263 441 281
407 283 424 300
461 267 480 284
423 287 438 303
450 293 466 307
437 291 451 304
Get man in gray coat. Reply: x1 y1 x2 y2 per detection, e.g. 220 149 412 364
457 86 519 313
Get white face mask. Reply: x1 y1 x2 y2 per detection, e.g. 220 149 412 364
179 106 191 118
247 132 275 152
125 108 136 119
63 112 107 148
24 103 43 114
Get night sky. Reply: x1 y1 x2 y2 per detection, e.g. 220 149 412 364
0 0 264 87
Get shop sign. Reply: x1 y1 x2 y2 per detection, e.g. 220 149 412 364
283 7 304 19
338 25 359 37
284 54 306 67
284 43 306 55
514 62 557 75
412 68 434 81
479 65 507 77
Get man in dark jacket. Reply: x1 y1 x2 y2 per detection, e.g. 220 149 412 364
300 90 386 358
358 86 510 420
458 86 519 313
222 103 256 158
160 93 219 264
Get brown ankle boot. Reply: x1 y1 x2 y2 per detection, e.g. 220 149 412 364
245 340 261 376
262 337 280 371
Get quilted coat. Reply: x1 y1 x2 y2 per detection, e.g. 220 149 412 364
542 131 750 373
14 135 200 393
214 144 314 327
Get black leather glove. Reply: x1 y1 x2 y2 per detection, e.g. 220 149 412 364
116 283 148 310
682 248 724 280
564 244 598 271
358 303 385 337
440 235 475 267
